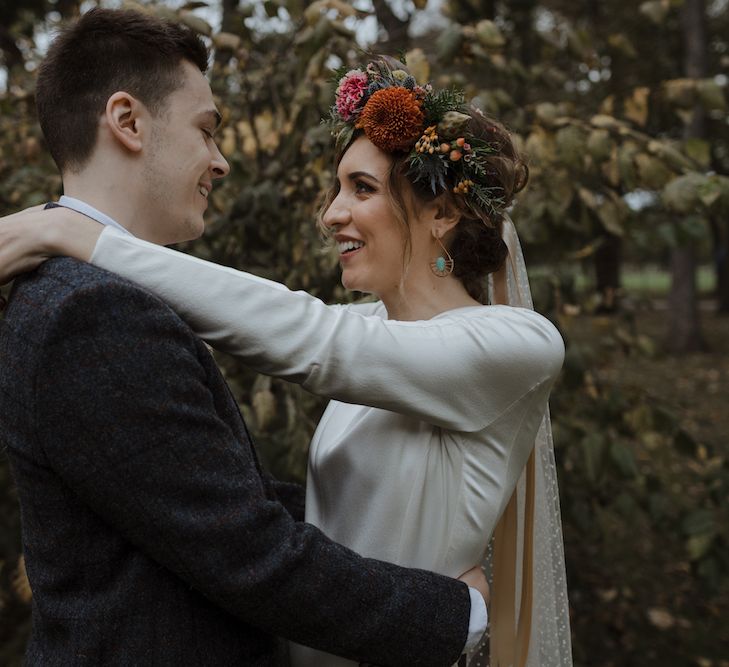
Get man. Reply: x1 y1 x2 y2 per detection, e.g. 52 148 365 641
0 8 486 665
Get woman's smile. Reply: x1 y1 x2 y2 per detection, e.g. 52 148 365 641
336 237 366 260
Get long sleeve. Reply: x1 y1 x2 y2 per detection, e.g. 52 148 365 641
264 472 306 522
91 227 564 432
33 271 471 666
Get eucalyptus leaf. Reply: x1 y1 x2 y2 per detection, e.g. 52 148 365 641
178 11 212 36
556 125 586 169
682 509 716 537
662 172 706 213
586 129 613 162
607 33 637 58
624 87 650 127
617 142 640 190
213 32 242 51
597 198 625 236
581 433 606 483
405 48 430 85
475 20 506 49
664 78 696 108
437 23 463 64
635 153 673 190
697 79 727 112
683 139 711 169
609 441 638 478
639 0 670 23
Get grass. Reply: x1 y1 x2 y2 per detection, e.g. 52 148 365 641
619 264 716 296
530 264 717 298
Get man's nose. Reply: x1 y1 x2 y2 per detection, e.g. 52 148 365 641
211 143 230 179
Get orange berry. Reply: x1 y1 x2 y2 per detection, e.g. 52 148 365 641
456 137 465 147
450 150 462 161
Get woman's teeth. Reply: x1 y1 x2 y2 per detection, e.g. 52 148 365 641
198 186 208 198
338 240 365 254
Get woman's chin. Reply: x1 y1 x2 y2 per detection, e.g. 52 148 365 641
341 278 370 295
340 272 358 291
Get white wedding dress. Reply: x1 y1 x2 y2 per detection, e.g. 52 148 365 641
89 227 565 667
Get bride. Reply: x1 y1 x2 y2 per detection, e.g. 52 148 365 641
0 59 572 666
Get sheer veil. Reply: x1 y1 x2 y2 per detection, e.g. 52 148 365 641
466 216 573 667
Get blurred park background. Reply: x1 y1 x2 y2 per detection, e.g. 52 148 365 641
1 0 728 664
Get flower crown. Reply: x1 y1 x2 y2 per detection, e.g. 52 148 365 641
327 59 505 219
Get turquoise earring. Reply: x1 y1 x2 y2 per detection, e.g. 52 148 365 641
430 235 454 277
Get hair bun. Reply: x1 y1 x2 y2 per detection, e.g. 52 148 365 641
451 218 508 302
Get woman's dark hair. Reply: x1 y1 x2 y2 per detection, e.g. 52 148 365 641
36 8 209 173
318 97 528 304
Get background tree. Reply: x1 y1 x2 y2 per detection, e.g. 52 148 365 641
668 0 709 352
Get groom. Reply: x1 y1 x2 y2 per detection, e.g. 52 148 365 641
0 8 486 666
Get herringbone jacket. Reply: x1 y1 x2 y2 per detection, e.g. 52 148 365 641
0 257 470 666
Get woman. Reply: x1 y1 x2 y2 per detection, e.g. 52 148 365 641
0 60 571 666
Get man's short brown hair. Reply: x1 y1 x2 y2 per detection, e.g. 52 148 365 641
36 8 209 173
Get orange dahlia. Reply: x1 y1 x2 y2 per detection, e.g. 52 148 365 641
356 87 425 152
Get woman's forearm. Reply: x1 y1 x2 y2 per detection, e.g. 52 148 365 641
90 227 564 431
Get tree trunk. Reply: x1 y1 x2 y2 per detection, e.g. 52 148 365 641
451 0 496 22
220 0 239 34
213 0 241 67
668 0 707 352
710 216 729 313
582 0 624 313
55 0 81 18
668 245 706 351
511 0 536 68
371 0 409 52
0 26 23 73
594 232 622 314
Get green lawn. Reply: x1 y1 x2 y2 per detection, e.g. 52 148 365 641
620 264 716 295
531 264 717 297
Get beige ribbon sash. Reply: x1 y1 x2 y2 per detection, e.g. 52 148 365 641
488 246 536 667
490 449 536 667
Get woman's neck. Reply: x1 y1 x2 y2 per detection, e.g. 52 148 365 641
379 273 482 321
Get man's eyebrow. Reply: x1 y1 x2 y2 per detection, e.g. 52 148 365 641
348 170 379 183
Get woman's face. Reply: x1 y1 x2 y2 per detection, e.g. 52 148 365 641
322 136 432 297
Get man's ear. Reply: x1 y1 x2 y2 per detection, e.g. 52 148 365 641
104 92 146 154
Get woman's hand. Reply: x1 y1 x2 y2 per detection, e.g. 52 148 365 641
458 565 490 606
0 204 101 284
0 205 53 284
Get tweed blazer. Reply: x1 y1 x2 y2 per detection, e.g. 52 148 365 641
0 257 471 666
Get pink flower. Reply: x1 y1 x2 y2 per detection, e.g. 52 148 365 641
335 69 368 121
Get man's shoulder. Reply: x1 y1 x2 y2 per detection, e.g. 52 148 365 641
27 255 138 292
10 256 187 331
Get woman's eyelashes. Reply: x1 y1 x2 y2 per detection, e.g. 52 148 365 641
354 179 375 195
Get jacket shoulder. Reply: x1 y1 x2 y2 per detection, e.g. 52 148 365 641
6 257 192 345
20 256 146 297
13 256 174 315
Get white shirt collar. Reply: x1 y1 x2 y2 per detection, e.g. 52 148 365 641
58 195 134 237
